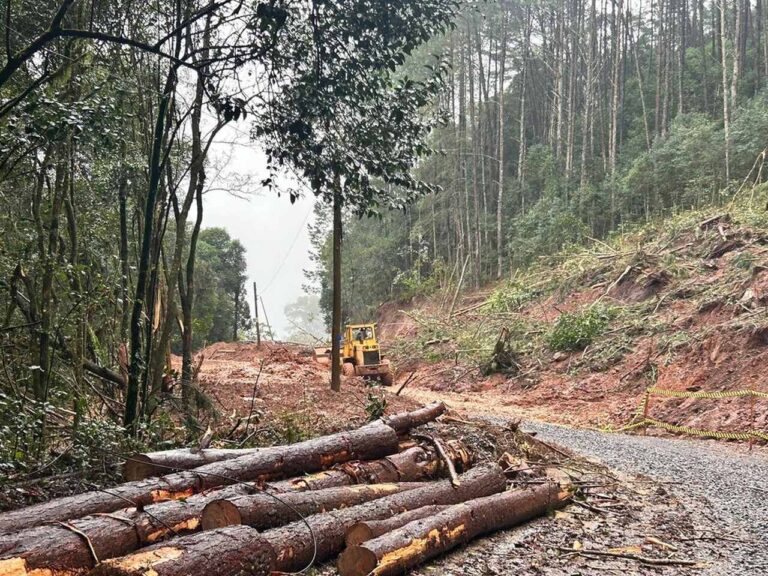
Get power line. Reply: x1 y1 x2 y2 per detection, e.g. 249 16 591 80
262 202 313 294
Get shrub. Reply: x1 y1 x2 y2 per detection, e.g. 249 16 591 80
483 282 538 313
547 306 614 352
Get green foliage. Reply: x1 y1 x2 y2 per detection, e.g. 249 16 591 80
484 282 539 313
547 306 615 352
69 418 145 484
508 194 590 267
392 266 442 302
273 412 315 445
364 392 388 421
181 227 251 350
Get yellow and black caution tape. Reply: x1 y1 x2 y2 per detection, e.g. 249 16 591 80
642 418 768 442
647 387 768 400
607 386 768 442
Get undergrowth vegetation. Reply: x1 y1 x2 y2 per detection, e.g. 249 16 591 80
546 306 615 352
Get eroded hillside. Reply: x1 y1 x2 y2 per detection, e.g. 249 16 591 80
381 191 768 438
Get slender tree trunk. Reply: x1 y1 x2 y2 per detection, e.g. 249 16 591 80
678 0 686 114
330 172 342 392
581 0 597 188
731 0 743 105
629 12 652 152
720 0 732 182
496 5 507 279
118 174 130 343
756 0 765 88
125 65 177 434
609 0 624 176
518 6 530 202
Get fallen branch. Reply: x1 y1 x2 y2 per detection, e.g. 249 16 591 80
411 433 460 487
558 547 698 566
395 371 417 396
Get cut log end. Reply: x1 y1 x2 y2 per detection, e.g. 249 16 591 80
337 546 377 576
345 523 374 547
122 454 155 482
200 499 242 530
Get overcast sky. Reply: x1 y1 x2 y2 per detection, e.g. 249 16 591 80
202 121 315 339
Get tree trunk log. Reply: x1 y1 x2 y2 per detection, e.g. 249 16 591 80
88 526 274 576
0 446 456 574
0 424 399 534
345 505 449 546
202 483 424 531
123 448 259 481
378 402 446 434
119 403 445 481
268 445 443 491
261 464 506 573
337 482 570 576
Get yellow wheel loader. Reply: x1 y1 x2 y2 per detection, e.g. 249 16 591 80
314 323 393 385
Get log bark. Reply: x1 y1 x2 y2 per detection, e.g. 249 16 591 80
268 445 445 491
202 483 424 531
123 448 259 481
0 445 466 575
261 464 506 573
337 482 570 576
88 526 274 576
345 505 449 546
120 404 446 481
378 402 445 434
0 423 399 534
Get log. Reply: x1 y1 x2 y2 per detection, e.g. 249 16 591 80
0 423 399 534
269 442 469 491
261 464 506 573
88 526 274 576
202 483 424 531
123 448 259 481
379 402 445 434
337 482 570 576
120 404 447 481
0 445 463 574
345 505 449 546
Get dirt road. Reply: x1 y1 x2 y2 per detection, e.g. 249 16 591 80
404 388 767 575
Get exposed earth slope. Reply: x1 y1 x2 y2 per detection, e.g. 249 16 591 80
381 199 768 439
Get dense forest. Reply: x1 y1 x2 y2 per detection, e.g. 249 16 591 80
309 0 768 323
0 0 460 472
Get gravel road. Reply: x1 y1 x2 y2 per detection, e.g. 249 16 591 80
524 421 768 576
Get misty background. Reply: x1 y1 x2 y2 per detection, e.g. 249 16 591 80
201 121 316 339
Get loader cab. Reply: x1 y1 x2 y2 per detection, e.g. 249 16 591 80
343 323 380 366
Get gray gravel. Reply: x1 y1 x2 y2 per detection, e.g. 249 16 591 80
524 421 768 576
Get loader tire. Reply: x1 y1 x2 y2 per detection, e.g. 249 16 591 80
380 371 394 387
342 362 356 377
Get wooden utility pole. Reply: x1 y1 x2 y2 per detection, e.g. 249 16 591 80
259 296 273 341
253 282 261 347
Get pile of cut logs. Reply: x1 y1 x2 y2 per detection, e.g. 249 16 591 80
0 403 570 576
